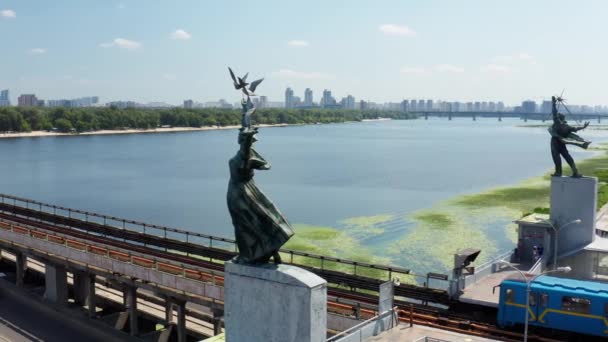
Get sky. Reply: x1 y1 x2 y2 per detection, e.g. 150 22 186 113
1 0 607 106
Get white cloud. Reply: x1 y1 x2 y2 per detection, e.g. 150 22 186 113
272 69 334 80
378 24 416 37
435 64 464 73
399 67 426 74
287 40 309 47
100 38 142 50
28 48 47 55
171 29 191 41
1 9 16 18
162 73 177 80
493 53 536 64
480 64 511 73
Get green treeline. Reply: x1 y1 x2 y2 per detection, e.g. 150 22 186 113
0 107 418 133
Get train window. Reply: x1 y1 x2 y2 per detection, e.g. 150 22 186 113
506 289 514 302
529 293 536 307
541 294 548 307
561 296 591 314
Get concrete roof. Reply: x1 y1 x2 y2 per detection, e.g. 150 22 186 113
585 236 608 253
514 213 552 227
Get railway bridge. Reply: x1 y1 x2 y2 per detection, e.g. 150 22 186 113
0 193 453 341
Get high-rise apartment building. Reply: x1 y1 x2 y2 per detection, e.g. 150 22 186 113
321 89 336 108
401 100 409 112
304 88 313 107
409 99 417 111
341 95 356 110
285 87 294 109
497 102 505 112
418 99 425 111
521 100 537 113
426 100 433 112
0 89 9 107
540 100 552 114
183 99 193 109
474 102 481 112
18 94 39 107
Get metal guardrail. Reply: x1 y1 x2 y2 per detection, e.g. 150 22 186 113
327 307 398 342
414 337 452 342
463 249 515 288
528 254 546 275
0 193 453 290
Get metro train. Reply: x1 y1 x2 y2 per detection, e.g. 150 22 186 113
497 275 608 338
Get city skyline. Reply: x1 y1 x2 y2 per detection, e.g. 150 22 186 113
2 1 608 106
6 86 608 114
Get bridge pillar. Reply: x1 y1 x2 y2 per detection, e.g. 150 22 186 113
176 300 187 342
15 252 26 288
73 271 88 306
164 296 173 324
599 115 601 124
44 263 68 304
86 274 97 317
126 285 138 336
212 308 223 336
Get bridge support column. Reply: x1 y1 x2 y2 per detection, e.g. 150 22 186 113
86 274 97 317
73 271 88 306
164 296 173 324
212 308 223 336
44 263 68 304
176 300 187 342
15 252 26 288
126 285 138 336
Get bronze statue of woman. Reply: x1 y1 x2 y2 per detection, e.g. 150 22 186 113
226 68 294 264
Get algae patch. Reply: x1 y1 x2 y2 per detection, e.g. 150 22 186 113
283 223 393 279
413 211 455 229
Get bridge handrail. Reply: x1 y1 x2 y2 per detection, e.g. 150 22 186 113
0 193 432 281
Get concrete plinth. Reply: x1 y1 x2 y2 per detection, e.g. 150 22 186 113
44 264 68 304
224 261 327 342
550 176 597 255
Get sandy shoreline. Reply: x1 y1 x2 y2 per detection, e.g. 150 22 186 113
0 118 396 139
0 124 290 139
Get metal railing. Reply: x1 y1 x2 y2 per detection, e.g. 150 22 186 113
463 249 515 288
0 193 453 288
528 254 547 274
414 337 453 342
327 307 398 342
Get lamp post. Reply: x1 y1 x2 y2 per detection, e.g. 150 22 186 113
498 260 571 342
537 218 581 269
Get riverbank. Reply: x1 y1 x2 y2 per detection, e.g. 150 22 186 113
0 117 398 139
0 124 290 139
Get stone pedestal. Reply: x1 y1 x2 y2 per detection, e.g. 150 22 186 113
550 176 597 255
224 261 327 342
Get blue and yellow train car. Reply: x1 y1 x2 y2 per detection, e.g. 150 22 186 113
497 275 608 337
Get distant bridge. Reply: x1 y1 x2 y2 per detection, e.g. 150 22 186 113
415 111 608 122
